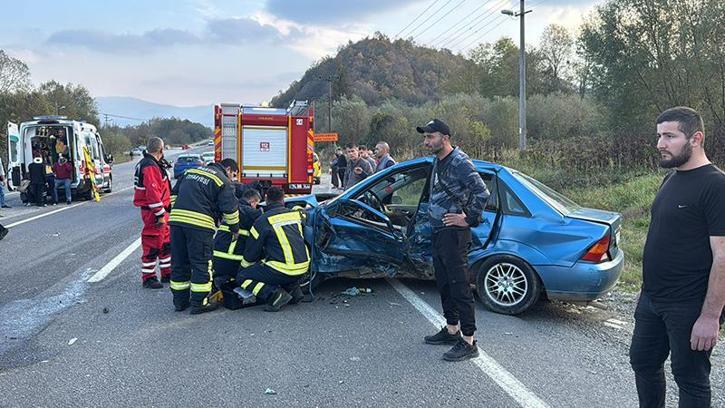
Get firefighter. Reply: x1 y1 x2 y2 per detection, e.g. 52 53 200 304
212 186 262 287
169 158 240 314
235 186 309 312
133 137 172 289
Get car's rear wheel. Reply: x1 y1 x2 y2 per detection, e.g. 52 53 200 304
475 255 541 315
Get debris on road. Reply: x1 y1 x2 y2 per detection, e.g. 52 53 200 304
264 388 277 395
102 307 109 314
341 287 373 296
68 338 78 346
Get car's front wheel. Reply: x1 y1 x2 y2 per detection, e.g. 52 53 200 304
475 255 541 315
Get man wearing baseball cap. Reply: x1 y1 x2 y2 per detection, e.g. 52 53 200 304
417 119 490 361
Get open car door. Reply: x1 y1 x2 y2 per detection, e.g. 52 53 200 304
6 122 22 190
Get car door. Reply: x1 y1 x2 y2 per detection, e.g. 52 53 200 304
6 122 22 189
312 163 431 275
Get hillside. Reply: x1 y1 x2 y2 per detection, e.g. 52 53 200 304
95 96 212 128
271 33 476 107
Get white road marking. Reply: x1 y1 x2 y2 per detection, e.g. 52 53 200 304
606 318 627 326
4 185 133 228
87 237 142 283
387 278 551 408
5 202 87 228
603 322 624 330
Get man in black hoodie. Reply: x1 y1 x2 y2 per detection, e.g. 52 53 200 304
28 157 47 207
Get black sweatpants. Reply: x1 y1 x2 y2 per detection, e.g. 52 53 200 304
630 292 724 408
236 263 300 301
432 227 476 336
169 225 214 308
31 183 45 206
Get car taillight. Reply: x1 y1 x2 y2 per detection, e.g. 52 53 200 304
581 234 611 263
307 151 314 174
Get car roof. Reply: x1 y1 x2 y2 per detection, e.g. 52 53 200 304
178 153 201 158
396 156 505 172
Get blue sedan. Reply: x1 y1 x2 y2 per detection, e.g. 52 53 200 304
173 154 204 179
286 157 624 315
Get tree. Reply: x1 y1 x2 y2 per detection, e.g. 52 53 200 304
37 81 99 126
331 96 371 144
0 50 31 93
538 24 575 93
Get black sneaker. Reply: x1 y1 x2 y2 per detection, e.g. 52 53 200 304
190 302 219 315
142 278 163 289
424 326 462 345
160 276 171 283
443 339 479 362
264 289 292 312
288 285 304 304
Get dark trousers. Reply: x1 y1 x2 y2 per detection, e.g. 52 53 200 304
630 292 724 407
213 257 240 284
337 169 346 189
331 166 340 188
236 263 300 301
432 227 476 336
31 183 45 206
170 225 214 307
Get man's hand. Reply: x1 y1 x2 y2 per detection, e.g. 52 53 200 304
443 212 469 228
155 217 167 227
354 166 363 175
691 314 720 351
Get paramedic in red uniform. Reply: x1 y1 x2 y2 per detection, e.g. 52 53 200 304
133 137 172 289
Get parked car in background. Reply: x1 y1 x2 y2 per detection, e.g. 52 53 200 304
287 157 624 315
201 151 215 164
207 140 214 146
181 144 191 150
173 153 203 179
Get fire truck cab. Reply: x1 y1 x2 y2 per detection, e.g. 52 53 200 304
214 101 315 195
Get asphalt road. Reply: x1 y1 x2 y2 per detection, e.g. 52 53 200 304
0 150 722 407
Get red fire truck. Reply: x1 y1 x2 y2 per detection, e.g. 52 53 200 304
213 101 315 195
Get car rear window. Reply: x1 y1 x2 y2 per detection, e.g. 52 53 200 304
178 156 199 163
512 171 581 215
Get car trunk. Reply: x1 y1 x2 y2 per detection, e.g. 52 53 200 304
567 208 622 254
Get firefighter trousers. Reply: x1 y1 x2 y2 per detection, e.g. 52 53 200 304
141 210 170 282
170 225 214 308
236 264 301 302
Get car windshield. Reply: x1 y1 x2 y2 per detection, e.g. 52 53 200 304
178 156 200 163
512 171 581 215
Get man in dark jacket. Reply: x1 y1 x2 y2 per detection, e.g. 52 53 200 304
169 158 240 314
343 143 373 190
417 119 490 362
28 157 47 207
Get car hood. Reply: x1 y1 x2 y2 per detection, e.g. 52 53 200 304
285 192 339 208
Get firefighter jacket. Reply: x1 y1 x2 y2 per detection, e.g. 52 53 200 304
169 163 239 233
213 198 262 261
243 202 310 275
133 152 172 220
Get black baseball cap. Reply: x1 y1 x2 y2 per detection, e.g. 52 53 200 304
416 119 451 136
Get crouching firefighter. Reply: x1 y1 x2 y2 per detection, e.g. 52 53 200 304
133 137 172 289
212 186 262 287
168 158 240 314
235 186 309 312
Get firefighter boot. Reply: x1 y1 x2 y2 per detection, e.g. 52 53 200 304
264 289 293 312
288 285 304 305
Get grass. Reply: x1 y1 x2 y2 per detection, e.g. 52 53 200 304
560 173 663 292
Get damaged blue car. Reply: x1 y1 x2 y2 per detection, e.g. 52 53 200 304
286 157 624 315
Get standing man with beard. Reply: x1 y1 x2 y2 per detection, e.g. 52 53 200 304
417 119 489 362
630 107 725 407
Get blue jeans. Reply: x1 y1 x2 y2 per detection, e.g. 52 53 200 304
53 178 72 203
0 181 5 206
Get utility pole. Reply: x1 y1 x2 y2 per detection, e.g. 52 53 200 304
317 75 336 133
502 1 531 152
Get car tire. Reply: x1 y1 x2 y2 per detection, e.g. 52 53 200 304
475 255 542 315
103 176 113 193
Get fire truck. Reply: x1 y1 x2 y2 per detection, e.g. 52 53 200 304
213 101 315 195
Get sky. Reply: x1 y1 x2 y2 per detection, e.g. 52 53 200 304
1 0 601 107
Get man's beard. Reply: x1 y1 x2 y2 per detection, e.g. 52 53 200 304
659 143 692 168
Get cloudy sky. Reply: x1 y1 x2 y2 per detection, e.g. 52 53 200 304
1 0 600 106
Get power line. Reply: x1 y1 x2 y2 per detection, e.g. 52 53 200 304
425 0 498 46
438 0 509 49
100 113 145 121
394 0 441 38
457 15 508 52
450 5 510 50
412 0 469 43
405 0 458 39
435 0 508 48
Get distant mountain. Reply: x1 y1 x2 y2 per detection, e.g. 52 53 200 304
95 96 212 128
